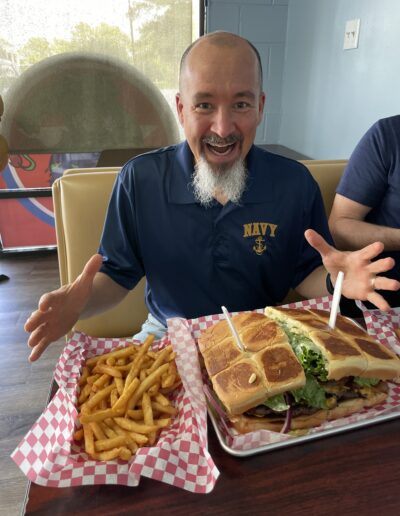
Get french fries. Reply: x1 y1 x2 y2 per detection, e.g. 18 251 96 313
74 335 181 462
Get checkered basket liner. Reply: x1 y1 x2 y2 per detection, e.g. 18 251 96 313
169 296 400 452
11 332 219 493
361 306 400 355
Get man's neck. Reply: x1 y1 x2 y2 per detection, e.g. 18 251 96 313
213 189 228 205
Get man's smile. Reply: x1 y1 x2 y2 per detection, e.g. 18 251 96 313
202 135 243 161
206 141 237 155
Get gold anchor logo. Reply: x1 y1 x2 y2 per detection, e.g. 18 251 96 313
253 236 266 255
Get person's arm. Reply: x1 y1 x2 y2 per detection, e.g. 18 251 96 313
294 265 328 299
294 230 400 312
329 194 400 251
24 254 129 362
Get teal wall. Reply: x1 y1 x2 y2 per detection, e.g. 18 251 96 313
280 0 400 158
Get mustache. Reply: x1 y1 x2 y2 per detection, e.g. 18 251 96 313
202 134 243 146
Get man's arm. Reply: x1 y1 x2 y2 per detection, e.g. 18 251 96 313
25 254 130 361
329 194 400 251
294 265 328 299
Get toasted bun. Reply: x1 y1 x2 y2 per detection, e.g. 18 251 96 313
202 338 242 376
197 312 269 353
211 342 306 416
265 306 329 333
197 319 230 353
212 359 269 415
308 331 367 380
351 336 400 379
265 306 400 381
230 389 388 433
237 317 289 352
198 314 306 416
253 344 305 395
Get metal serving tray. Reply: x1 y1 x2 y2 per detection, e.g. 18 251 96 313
205 313 400 457
207 403 400 457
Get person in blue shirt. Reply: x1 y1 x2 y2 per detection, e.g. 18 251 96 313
329 115 400 308
25 32 399 361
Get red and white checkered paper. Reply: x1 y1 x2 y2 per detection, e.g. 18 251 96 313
11 332 220 493
12 296 400 480
361 305 400 355
167 296 400 453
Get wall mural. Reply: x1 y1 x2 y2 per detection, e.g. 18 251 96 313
0 152 99 249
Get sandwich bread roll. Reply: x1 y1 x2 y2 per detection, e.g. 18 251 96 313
200 312 305 416
199 307 400 434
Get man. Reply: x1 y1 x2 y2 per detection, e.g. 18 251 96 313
25 32 399 361
329 115 400 308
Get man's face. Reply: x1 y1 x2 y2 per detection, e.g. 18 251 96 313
176 39 265 172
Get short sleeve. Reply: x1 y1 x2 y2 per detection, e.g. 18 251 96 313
337 120 389 207
98 165 145 290
292 175 333 289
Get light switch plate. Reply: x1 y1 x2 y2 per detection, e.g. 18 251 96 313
343 18 360 50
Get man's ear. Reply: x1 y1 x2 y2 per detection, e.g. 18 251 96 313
258 92 266 122
175 93 184 126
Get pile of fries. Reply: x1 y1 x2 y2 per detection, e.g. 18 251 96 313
73 335 181 461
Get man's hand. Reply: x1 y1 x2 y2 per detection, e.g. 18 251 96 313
25 254 103 362
305 229 400 311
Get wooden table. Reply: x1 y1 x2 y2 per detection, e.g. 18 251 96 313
23 416 400 515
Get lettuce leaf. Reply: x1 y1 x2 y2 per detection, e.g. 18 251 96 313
282 329 328 381
295 345 328 381
263 393 289 412
353 377 380 387
291 374 328 409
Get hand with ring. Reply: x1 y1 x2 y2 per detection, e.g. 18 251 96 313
305 229 400 311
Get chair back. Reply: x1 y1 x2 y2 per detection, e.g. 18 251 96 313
52 170 147 337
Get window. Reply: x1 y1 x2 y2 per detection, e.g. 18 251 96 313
0 0 201 251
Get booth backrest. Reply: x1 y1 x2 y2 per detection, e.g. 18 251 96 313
299 160 347 217
282 159 347 304
63 167 121 176
52 171 147 338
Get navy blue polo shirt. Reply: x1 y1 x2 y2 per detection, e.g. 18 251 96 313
99 142 331 325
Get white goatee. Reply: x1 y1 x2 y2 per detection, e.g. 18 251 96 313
192 156 247 207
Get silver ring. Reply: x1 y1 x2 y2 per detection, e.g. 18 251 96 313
371 277 376 290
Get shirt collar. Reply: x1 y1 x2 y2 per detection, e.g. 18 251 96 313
241 145 275 203
167 142 274 205
167 141 197 204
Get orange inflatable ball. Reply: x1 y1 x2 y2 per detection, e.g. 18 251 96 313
0 134 9 171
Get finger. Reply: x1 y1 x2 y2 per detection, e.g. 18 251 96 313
27 322 49 348
78 254 103 285
366 290 391 312
374 276 400 292
29 337 52 362
304 229 334 259
369 257 396 274
356 241 385 260
24 308 50 332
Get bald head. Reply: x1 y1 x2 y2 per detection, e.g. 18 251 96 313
179 32 263 93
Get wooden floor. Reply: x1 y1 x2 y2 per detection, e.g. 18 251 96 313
0 252 65 516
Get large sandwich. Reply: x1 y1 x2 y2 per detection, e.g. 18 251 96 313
198 309 400 433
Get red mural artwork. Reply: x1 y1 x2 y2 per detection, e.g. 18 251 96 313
0 152 99 249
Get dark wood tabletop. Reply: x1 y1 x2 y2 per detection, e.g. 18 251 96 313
24 415 400 515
